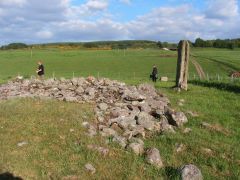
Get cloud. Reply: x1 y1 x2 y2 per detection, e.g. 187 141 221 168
0 0 239 45
36 30 53 39
205 0 239 19
0 0 27 7
85 0 109 11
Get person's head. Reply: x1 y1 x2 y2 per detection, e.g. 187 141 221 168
153 65 156 68
38 61 42 65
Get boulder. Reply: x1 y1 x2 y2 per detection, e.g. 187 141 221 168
98 103 108 111
180 164 203 180
128 142 144 155
100 127 117 137
145 148 163 168
168 111 188 127
137 112 155 131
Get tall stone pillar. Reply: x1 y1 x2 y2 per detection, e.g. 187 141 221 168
176 40 190 91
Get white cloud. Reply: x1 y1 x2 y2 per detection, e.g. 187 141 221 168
205 0 239 19
36 30 53 39
0 0 27 7
85 0 109 11
0 0 239 45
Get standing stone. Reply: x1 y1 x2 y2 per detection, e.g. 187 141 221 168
176 40 190 91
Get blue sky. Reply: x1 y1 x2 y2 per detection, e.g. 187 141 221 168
0 0 239 45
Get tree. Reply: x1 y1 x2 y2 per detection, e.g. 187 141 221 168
156 41 163 48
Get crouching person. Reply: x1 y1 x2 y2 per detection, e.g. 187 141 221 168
36 61 44 80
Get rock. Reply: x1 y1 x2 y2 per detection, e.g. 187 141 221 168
176 143 186 153
159 116 175 133
97 116 105 123
110 108 129 118
112 135 127 148
180 164 203 180
113 116 137 130
145 148 163 168
123 125 146 139
17 141 28 147
167 111 188 127
128 142 144 156
160 77 168 82
137 112 155 131
138 83 158 97
98 103 108 111
183 128 192 134
87 144 109 156
100 127 117 137
87 125 97 137
84 163 96 174
122 89 146 102
76 86 84 94
186 111 199 117
201 148 213 156
82 122 90 128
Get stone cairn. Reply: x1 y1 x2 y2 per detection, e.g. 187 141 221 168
176 40 190 91
0 77 202 176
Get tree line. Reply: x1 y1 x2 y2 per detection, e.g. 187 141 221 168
193 38 240 49
1 38 240 50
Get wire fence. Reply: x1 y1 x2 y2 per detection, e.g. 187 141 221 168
2 71 238 84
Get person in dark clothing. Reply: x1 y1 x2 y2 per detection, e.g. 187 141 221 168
151 65 158 82
36 61 44 79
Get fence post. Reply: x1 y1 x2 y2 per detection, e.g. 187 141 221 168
206 73 209 81
72 72 75 79
217 74 220 82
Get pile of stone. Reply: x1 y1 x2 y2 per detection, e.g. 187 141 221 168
0 77 191 169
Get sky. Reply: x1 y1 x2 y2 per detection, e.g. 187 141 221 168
0 0 239 45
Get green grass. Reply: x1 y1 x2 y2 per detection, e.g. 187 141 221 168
0 81 239 179
192 48 240 77
0 48 240 179
0 49 198 81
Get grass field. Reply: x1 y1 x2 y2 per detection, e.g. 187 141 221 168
0 49 191 82
0 48 240 179
192 48 240 77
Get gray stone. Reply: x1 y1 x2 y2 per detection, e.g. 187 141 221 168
160 77 168 82
168 111 188 127
112 135 127 148
128 142 144 156
17 141 28 147
98 103 108 111
100 128 117 137
180 164 203 180
145 148 163 168
76 86 84 94
137 112 155 131
84 163 96 174
87 144 109 156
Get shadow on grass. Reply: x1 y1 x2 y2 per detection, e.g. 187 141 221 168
189 80 240 93
0 172 23 180
165 166 180 179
